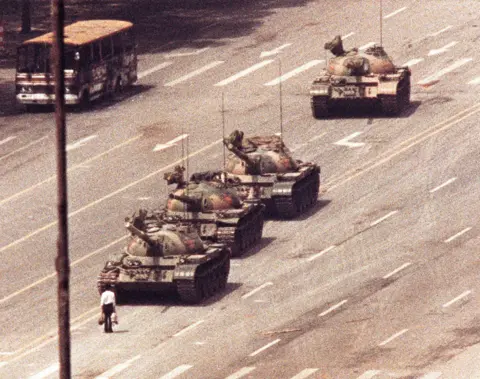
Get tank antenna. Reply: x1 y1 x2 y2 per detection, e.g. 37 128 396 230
222 92 226 171
278 58 283 142
380 0 383 47
186 134 189 184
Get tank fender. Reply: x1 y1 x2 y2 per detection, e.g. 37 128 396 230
310 82 330 96
272 182 293 197
377 80 399 95
200 223 219 237
173 264 198 280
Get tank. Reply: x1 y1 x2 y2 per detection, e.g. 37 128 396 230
310 35 411 117
160 166 265 257
220 130 321 218
96 212 231 304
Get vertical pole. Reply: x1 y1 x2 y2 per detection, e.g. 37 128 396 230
21 0 31 34
278 59 283 142
380 0 383 46
221 92 226 171
52 0 71 378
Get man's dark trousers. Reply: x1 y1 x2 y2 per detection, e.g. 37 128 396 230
102 303 114 333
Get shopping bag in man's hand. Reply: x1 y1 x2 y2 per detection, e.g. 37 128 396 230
112 312 118 325
98 312 105 325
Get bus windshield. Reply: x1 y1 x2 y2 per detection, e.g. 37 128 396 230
17 44 79 73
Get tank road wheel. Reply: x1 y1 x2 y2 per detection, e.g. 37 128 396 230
311 96 329 118
219 259 230 290
177 276 204 304
380 78 410 116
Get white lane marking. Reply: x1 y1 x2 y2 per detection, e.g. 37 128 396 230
429 25 453 37
153 134 189 152
468 76 480 85
356 371 381 379
429 177 457 193
264 60 323 86
164 47 210 58
444 227 472 243
214 60 274 86
137 61 173 80
0 134 141 207
0 135 48 163
307 245 336 262
248 339 281 356
442 290 472 308
378 329 409 346
370 210 398 227
383 7 407 19
0 362 7 368
418 372 442 379
28 363 59 379
342 32 355 39
418 58 473 86
428 41 458 56
242 282 273 299
0 136 16 146
334 132 365 148
0 352 14 355
194 341 206 345
95 355 141 379
289 368 319 379
403 58 424 67
359 42 375 50
174 320 205 337
225 367 256 379
383 262 412 279
165 61 224 86
159 364 193 379
260 43 292 58
66 135 98 151
319 299 348 317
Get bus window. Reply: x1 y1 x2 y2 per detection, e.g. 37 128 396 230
92 41 101 64
112 34 122 55
17 44 50 73
101 37 112 60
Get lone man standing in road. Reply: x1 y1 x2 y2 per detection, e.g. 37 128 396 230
100 284 116 333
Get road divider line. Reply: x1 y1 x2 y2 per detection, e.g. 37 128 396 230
418 58 473 86
429 177 457 193
356 371 381 379
28 363 59 379
289 368 319 379
165 61 224 87
153 134 189 152
174 320 205 337
429 25 452 37
137 61 173 80
95 354 141 379
307 245 336 262
370 210 398 227
214 60 274 86
248 339 281 357
0 134 142 207
0 135 48 163
403 58 424 67
444 227 472 243
264 60 323 86
319 299 348 317
442 290 472 308
378 329 408 346
225 367 256 379
0 136 16 146
242 282 273 299
383 262 412 279
159 364 194 379
468 77 480 85
66 135 97 151
428 41 458 56
383 7 407 19
418 372 442 379
0 138 223 254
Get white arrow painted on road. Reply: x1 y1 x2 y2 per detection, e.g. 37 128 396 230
153 134 189 152
428 41 458 56
164 47 210 58
66 135 98 151
334 132 365 148
260 43 292 58
0 136 16 146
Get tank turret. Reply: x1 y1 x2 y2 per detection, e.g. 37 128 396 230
223 139 261 174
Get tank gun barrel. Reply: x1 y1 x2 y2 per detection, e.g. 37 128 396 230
125 221 155 245
169 193 201 206
223 140 257 169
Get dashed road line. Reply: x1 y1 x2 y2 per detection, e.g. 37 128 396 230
418 372 442 379
137 61 173 80
442 290 472 308
0 136 16 146
403 58 424 67
159 364 193 379
248 339 281 357
260 43 292 58
378 329 409 346
242 282 273 299
225 367 256 379
444 227 472 243
429 25 453 37
289 368 319 379
164 47 210 58
165 61 224 86
429 177 456 193
307 245 336 262
28 363 59 379
264 60 323 86
153 134 189 152
319 299 348 317
418 58 473 86
95 355 141 379
174 320 205 337
359 42 375 50
214 60 274 86
0 135 48 163
468 76 480 85
428 41 458 56
356 371 381 379
66 135 98 151
342 32 355 39
370 210 398 227
383 7 407 19
383 262 412 279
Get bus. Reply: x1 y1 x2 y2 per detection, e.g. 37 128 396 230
16 20 137 109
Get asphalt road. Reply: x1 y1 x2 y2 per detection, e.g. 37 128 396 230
1 0 480 378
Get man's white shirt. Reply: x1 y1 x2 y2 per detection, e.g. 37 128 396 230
100 290 116 306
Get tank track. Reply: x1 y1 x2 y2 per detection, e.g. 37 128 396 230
274 170 320 218
96 269 120 295
216 208 264 257
311 96 329 118
175 254 230 304
380 77 410 116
